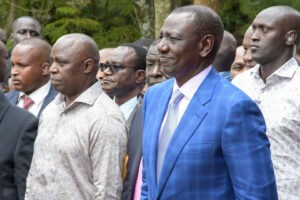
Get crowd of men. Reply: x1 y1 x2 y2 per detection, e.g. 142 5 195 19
0 4 299 200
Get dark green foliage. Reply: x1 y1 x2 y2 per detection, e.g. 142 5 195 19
0 0 300 49
220 0 300 45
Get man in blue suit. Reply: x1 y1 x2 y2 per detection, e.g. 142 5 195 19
141 5 277 199
6 38 57 117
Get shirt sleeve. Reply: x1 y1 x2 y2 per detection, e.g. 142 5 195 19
90 114 128 200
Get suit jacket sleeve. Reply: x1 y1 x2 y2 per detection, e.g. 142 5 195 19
14 117 38 200
222 98 277 199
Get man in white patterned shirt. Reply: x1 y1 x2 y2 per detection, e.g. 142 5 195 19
232 6 300 199
25 33 127 199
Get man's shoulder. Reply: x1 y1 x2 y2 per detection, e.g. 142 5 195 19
4 102 37 124
5 90 19 100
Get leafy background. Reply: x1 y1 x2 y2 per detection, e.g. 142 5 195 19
1 0 300 50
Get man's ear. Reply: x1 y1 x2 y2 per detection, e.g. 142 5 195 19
83 59 94 73
285 30 297 45
41 63 50 75
198 34 215 57
135 69 146 84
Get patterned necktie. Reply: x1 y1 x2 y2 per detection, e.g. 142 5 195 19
23 95 34 110
157 90 184 183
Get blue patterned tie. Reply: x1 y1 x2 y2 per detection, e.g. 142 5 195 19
157 90 184 183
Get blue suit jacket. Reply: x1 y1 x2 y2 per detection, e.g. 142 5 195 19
141 68 277 199
5 84 57 118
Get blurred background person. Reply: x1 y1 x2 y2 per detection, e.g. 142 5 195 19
97 47 114 90
230 46 246 80
212 30 237 81
242 26 257 69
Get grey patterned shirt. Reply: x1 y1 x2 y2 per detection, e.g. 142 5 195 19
25 82 128 200
232 58 300 200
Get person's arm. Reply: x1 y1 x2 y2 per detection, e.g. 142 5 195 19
91 114 128 200
222 97 278 199
14 116 38 200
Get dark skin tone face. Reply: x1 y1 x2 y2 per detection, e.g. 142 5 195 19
50 36 97 106
157 12 214 87
243 27 256 69
11 44 49 95
11 18 41 46
101 46 145 105
231 46 246 79
251 7 297 81
146 44 169 87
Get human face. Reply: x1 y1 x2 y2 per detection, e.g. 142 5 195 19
243 28 256 69
11 45 46 94
12 18 41 46
231 46 246 79
49 39 86 101
157 12 200 86
101 46 138 98
97 48 114 84
146 45 169 86
251 9 286 65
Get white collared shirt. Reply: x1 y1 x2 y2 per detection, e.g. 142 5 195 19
159 66 212 136
17 81 51 116
232 57 300 199
118 96 138 120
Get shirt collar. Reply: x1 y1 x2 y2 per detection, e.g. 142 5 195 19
250 57 299 80
19 80 51 104
173 65 212 100
119 96 138 120
54 81 102 109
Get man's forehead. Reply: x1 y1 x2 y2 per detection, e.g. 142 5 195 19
254 9 286 26
112 46 134 57
161 12 194 34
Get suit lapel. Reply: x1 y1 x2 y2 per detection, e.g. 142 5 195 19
156 69 220 198
38 85 57 117
147 80 174 192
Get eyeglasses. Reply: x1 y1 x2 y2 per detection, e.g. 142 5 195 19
99 63 135 73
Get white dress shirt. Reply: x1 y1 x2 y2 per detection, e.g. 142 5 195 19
17 81 51 117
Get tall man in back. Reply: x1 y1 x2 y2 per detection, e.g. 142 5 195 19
141 5 277 199
232 6 300 199
6 38 57 117
3 16 42 93
25 33 127 199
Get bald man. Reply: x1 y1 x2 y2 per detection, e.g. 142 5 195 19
25 33 127 199
6 38 57 117
233 6 300 199
10 16 41 47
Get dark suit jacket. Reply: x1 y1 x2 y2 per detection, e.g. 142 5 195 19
122 106 143 200
5 84 57 117
0 92 38 200
141 68 277 199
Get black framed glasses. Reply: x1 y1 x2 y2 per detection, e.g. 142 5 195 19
99 63 135 73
